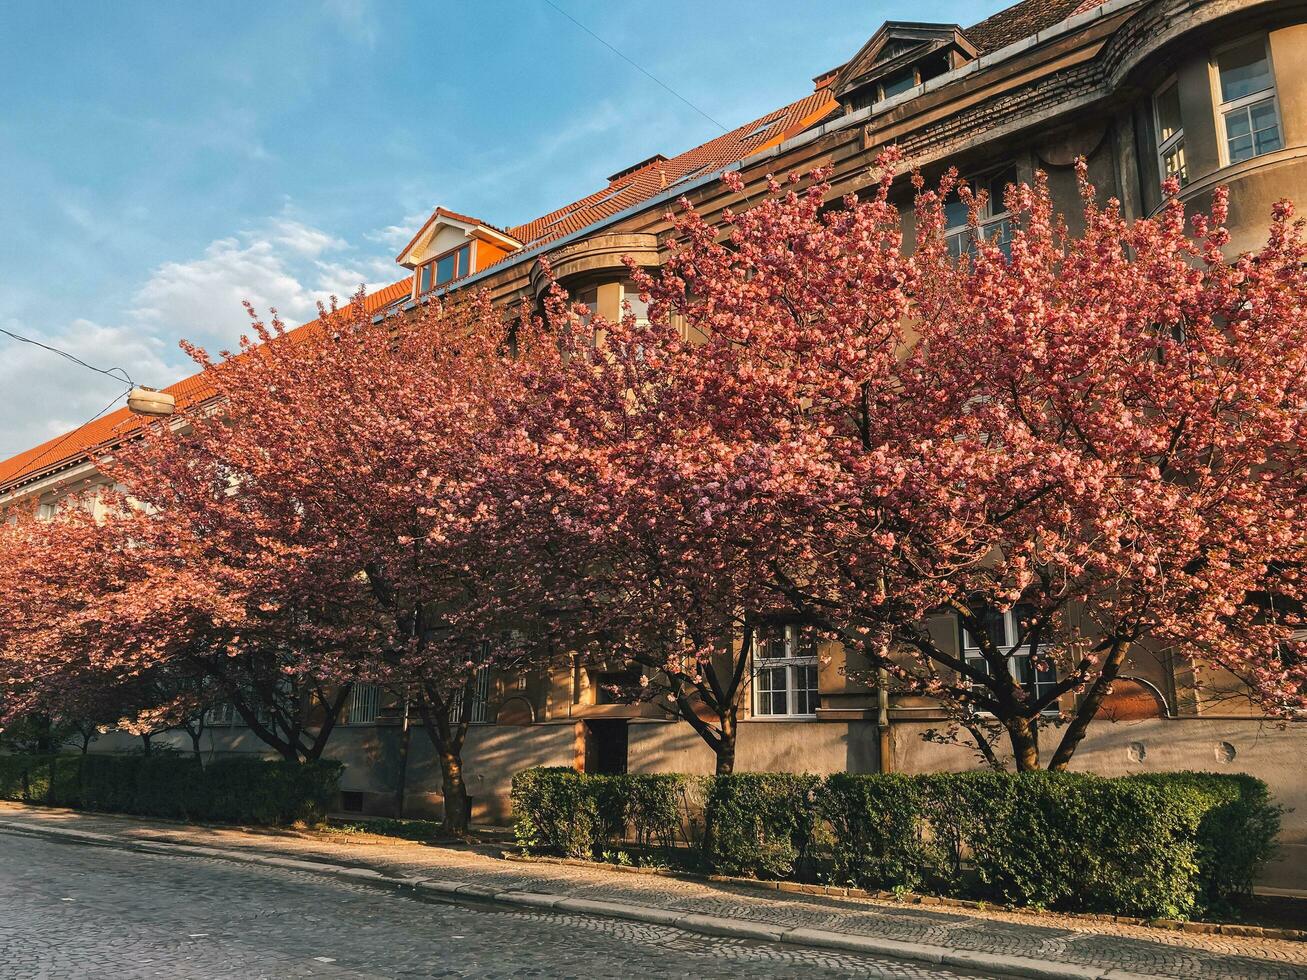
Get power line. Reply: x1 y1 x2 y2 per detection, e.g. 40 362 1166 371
16 386 133 478
0 326 135 387
540 0 729 133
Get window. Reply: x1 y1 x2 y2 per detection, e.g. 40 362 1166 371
449 666 492 724
1154 79 1188 186
204 702 239 726
417 243 471 295
1214 37 1282 165
752 624 819 718
944 167 1016 261
959 607 1059 710
879 68 917 100
345 683 381 726
622 282 650 326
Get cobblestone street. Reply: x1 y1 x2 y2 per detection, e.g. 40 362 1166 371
0 830 993 979
2 803 1305 979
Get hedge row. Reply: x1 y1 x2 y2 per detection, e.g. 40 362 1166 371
511 768 706 859
511 768 1280 919
0 754 342 826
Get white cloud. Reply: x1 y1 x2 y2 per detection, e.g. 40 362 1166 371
270 218 348 257
0 316 179 458
130 236 319 353
364 211 430 249
0 215 401 459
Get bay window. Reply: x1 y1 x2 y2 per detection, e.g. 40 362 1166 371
1214 37 1282 165
752 623 819 718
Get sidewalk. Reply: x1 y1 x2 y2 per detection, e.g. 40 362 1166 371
0 801 1303 980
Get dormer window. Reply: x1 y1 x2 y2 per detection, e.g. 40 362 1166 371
418 243 471 293
880 68 917 100
832 22 977 114
396 207 522 300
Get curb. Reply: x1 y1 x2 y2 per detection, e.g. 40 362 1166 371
0 817 1227 980
505 852 1307 943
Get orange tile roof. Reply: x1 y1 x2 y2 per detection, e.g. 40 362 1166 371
500 87 838 255
0 278 413 493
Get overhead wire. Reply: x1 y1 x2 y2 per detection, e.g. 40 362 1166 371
11 386 134 478
540 0 729 134
0 325 136 387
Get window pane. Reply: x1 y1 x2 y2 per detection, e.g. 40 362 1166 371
757 625 787 660
792 625 818 660
943 196 969 231
881 69 915 99
1225 107 1253 140
794 664 819 715
1163 141 1188 185
622 283 650 322
456 245 470 278
419 264 432 292
435 252 457 285
985 169 1016 216
964 609 1007 650
1217 39 1273 103
1155 82 1183 143
1250 98 1282 154
1225 108 1255 163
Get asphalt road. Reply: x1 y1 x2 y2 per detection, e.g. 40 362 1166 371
0 829 992 979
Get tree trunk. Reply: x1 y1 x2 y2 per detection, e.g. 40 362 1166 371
714 713 737 775
141 733 153 758
414 690 470 837
438 749 470 835
1049 640 1130 771
1007 716 1040 771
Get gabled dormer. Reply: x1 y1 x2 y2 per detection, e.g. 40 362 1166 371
833 22 978 114
396 207 522 298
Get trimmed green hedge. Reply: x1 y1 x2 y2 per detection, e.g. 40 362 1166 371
1126 771 1281 914
703 772 821 879
0 754 341 826
511 766 1280 919
510 767 705 861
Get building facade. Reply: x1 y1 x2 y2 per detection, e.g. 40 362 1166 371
3 0 1306 887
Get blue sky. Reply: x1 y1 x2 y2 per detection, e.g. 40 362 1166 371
0 0 1004 458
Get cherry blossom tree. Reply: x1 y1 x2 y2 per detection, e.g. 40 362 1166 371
614 159 1307 771
104 292 560 831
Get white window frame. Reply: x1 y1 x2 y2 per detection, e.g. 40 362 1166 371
751 623 819 719
959 609 1059 714
1212 35 1283 168
345 683 382 726
204 702 239 726
450 666 492 725
944 166 1016 261
1153 77 1188 187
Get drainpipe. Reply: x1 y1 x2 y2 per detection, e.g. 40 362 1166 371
394 695 412 819
877 665 892 773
